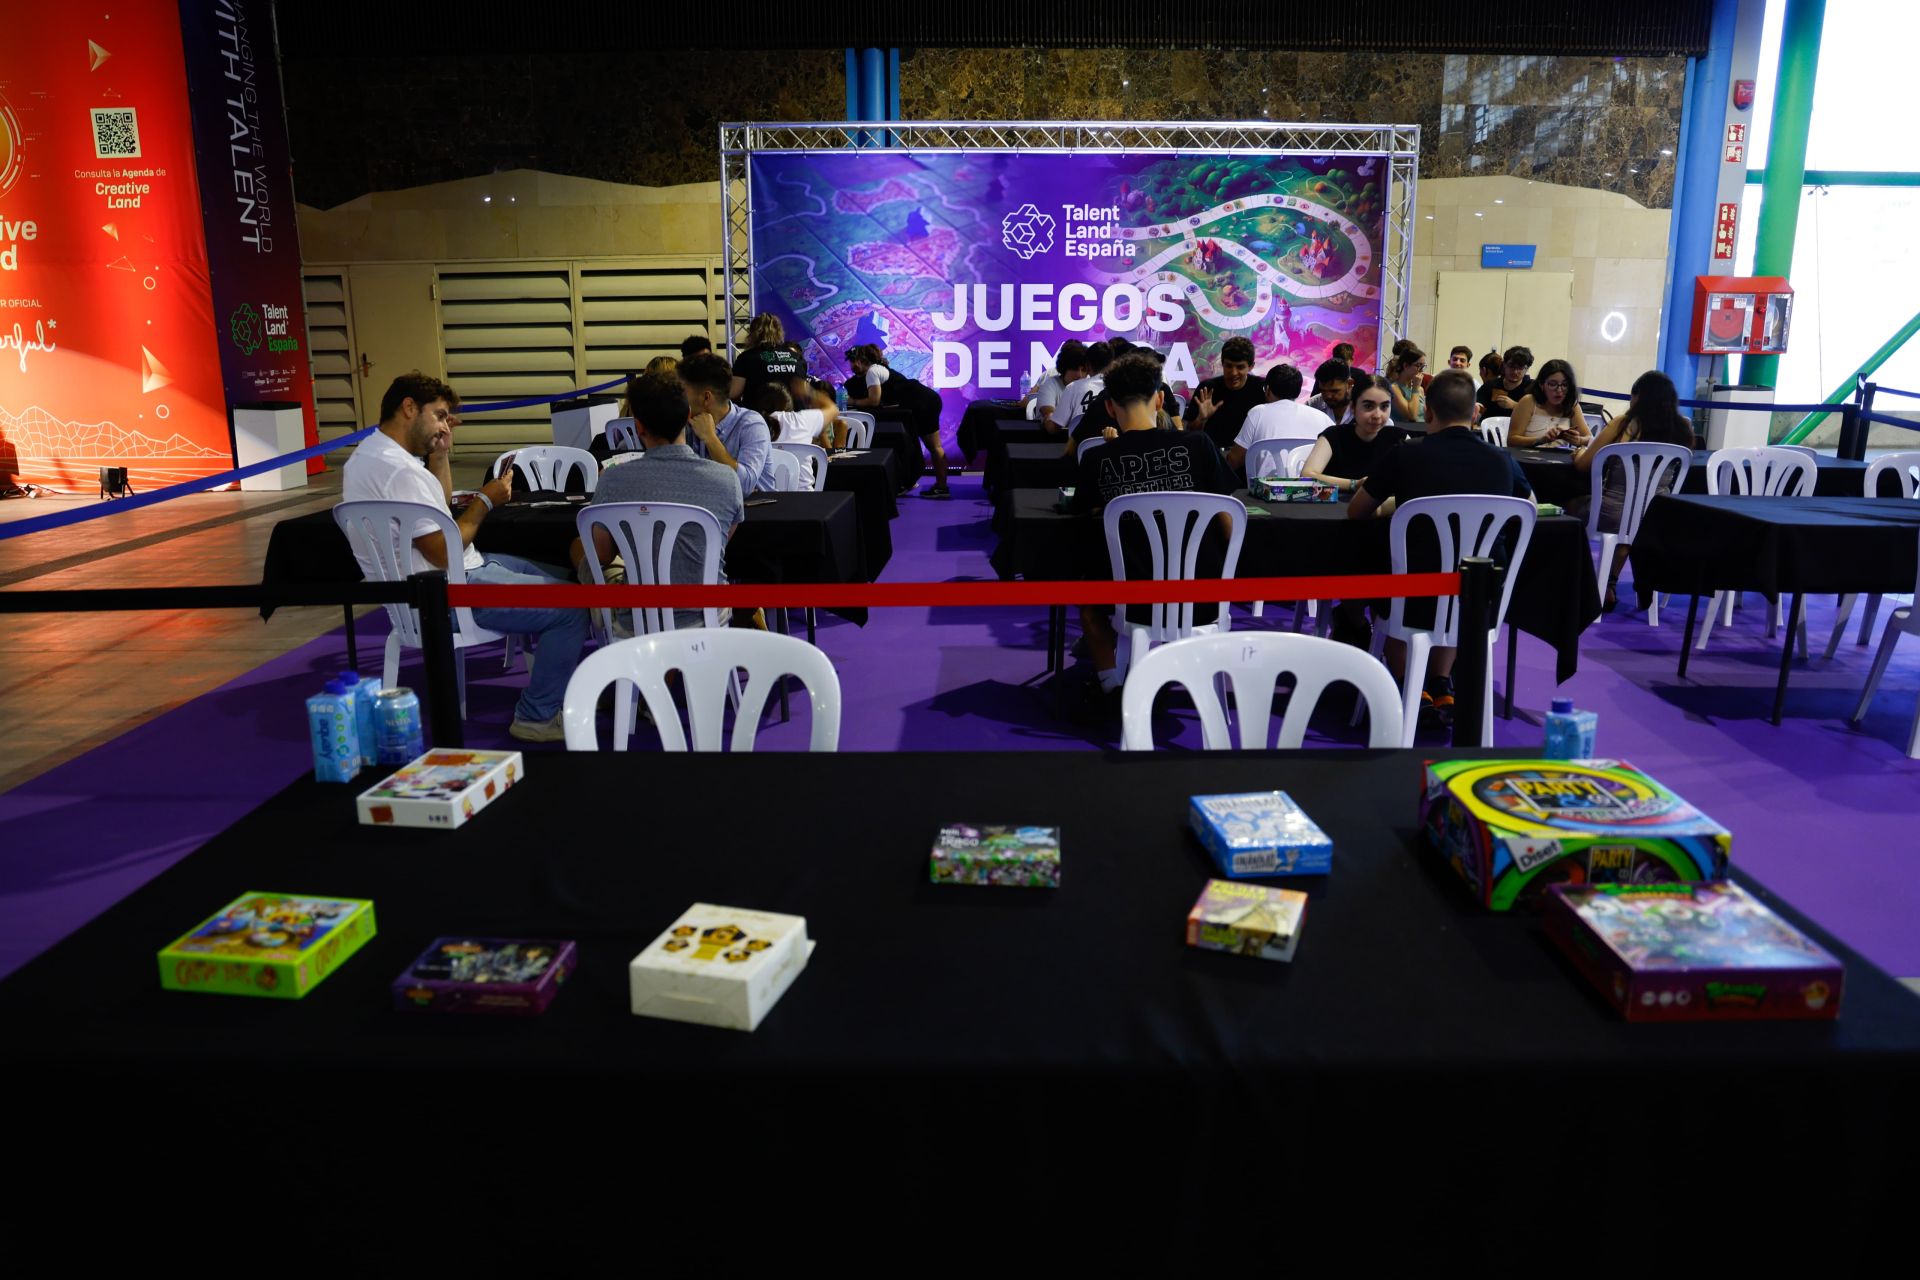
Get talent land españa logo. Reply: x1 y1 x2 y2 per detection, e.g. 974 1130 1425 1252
1000 203 1055 260
229 302 264 355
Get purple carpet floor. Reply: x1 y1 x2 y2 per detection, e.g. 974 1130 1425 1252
4 472 1918 981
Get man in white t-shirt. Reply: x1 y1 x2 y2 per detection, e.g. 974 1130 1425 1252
1030 339 1089 433
1059 341 1112 435
339 372 588 743
1225 363 1332 476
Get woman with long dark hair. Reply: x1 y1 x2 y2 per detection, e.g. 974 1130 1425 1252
1507 358 1592 448
1573 369 1697 611
847 344 951 498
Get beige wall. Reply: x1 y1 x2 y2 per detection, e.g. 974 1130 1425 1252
297 169 722 262
1411 175 1672 398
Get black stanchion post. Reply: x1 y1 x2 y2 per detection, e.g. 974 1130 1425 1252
1451 557 1500 748
409 569 464 748
1849 383 1878 463
1837 400 1865 463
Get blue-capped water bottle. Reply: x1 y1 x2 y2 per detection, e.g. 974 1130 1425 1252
1543 697 1597 759
307 679 361 782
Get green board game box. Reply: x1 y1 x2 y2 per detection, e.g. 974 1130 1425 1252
158 892 377 999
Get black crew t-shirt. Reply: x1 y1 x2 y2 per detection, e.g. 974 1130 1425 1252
1183 375 1267 451
736 343 808 408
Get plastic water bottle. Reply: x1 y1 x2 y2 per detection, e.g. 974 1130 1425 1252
1543 697 1597 760
1020 370 1032 398
834 383 848 411
307 680 361 782
336 670 381 766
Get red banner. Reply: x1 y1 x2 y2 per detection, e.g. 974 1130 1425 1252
0 1 232 491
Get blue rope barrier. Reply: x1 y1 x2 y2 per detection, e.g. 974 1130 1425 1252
1861 409 1920 432
1870 384 1920 402
456 374 627 413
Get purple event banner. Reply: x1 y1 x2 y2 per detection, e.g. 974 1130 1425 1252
749 149 1388 436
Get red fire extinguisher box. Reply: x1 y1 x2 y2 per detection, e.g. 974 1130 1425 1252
1691 276 1793 356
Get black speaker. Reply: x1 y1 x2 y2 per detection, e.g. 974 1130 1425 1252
99 466 132 499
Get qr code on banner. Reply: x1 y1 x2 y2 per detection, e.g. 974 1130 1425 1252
91 107 141 159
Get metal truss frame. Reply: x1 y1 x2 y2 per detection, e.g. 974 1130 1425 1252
719 120 1419 362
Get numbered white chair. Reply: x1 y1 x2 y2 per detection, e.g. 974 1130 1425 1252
1378 495 1536 748
1848 526 1920 758
765 448 807 492
838 411 875 449
1826 452 1920 658
487 445 599 494
332 501 507 720
1102 492 1247 678
1245 437 1316 481
1121 633 1404 749
561 631 840 752
576 501 736 745
1476 416 1510 446
605 418 643 453
776 441 828 491
1584 442 1690 626
1075 436 1111 463
1695 446 1814 650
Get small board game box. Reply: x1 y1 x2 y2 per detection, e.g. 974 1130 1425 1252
159 893 376 999
1185 879 1308 962
392 937 577 1016
1421 759 1729 911
356 749 523 830
930 824 1061 887
1545 882 1842 1022
629 904 812 1032
1190 792 1332 878
1250 475 1337 503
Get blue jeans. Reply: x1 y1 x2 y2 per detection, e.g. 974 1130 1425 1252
467 552 588 723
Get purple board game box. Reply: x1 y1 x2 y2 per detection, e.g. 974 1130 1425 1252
1545 883 1843 1023
392 937 577 1016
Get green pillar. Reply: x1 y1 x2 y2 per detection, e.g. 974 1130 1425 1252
1742 0 1826 387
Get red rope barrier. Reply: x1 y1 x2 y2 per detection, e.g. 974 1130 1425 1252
445 573 1460 610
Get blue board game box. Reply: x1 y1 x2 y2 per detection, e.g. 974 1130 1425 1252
1189 792 1333 878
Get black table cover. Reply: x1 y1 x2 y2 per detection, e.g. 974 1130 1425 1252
1632 494 1920 598
868 412 925 489
820 447 897 570
3 749 1915 1255
995 488 1600 683
1515 447 1870 507
982 416 1061 496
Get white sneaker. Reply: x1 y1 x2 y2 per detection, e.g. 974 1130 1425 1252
508 711 567 743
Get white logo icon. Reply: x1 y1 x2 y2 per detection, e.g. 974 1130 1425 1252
1001 204 1055 259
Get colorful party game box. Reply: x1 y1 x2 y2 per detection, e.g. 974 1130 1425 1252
930 824 1061 888
393 937 577 1016
1546 882 1842 1022
1421 759 1729 911
1186 879 1308 962
158 893 376 999
356 749 523 830
1250 476 1337 503
1190 792 1332 878
629 904 813 1032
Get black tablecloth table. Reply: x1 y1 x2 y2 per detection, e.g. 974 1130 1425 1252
996 488 1600 685
868 410 925 489
821 447 897 570
1515 447 1871 507
1632 494 1920 722
4 749 1915 1254
1003 441 1074 496
982 415 1061 496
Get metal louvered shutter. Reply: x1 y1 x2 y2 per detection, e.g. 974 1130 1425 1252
301 271 363 438
438 264 578 444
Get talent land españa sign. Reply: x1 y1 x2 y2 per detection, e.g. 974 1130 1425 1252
749 150 1388 447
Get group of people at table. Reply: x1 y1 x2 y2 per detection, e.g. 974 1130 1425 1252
335 309 1694 744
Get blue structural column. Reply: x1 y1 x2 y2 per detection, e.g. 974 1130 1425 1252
1660 0 1739 396
846 48 902 142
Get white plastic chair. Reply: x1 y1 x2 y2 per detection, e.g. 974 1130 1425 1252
488 445 599 494
1283 443 1316 479
1121 633 1404 749
575 501 734 746
1826 452 1920 658
1244 440 1325 633
605 418 643 453
1477 417 1510 446
1075 436 1111 464
562 631 840 752
1378 495 1536 748
1102 492 1247 678
776 441 828 491
1848 526 1920 758
838 411 875 449
1695 446 1814 650
1584 442 1690 626
333 500 507 720
765 448 807 492
1245 436 1317 482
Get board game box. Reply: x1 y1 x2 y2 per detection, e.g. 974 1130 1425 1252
1545 882 1843 1022
1190 792 1332 878
930 824 1061 887
1185 879 1308 962
1250 476 1337 503
392 937 577 1016
629 904 813 1032
356 749 523 830
158 893 377 999
1421 759 1730 911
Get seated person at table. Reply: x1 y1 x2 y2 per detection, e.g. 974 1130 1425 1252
1385 341 1427 425
1572 369 1697 612
1306 358 1353 423
1446 344 1475 374
758 383 841 454
1036 340 1089 434
730 312 809 411
1183 335 1265 450
680 351 775 495
1476 345 1534 421
341 372 588 744
1226 363 1332 476
1331 341 1356 366
1060 341 1112 434
680 334 712 361
1347 370 1532 728
1300 375 1408 496
847 343 951 500
1506 358 1593 448
1069 353 1238 695
572 371 745 632
1072 347 1182 452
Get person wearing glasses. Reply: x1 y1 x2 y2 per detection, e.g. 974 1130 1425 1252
1506 358 1592 449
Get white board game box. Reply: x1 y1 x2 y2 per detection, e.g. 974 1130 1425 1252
629 903 813 1032
355 749 524 830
